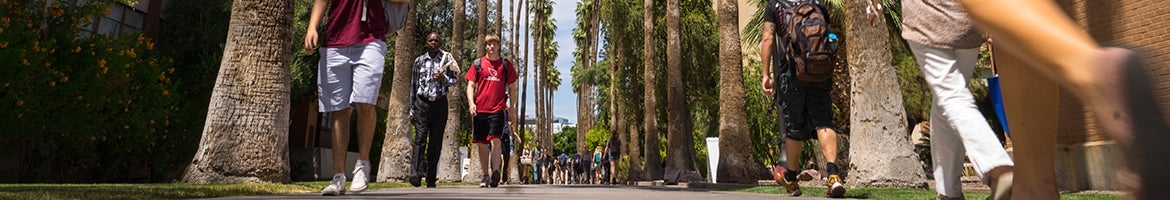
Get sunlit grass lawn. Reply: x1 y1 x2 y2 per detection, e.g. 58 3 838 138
727 186 1124 200
0 181 473 200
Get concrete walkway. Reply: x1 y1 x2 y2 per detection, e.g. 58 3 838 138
203 184 847 200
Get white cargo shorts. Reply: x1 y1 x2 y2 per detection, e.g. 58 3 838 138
317 40 387 112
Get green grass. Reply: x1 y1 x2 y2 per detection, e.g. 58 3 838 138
0 181 473 200
726 186 1124 200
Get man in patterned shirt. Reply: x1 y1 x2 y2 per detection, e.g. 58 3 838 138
408 32 460 188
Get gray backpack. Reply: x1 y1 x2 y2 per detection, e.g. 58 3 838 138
382 0 410 36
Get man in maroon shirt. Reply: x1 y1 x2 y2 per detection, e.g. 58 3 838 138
465 34 517 188
304 0 390 195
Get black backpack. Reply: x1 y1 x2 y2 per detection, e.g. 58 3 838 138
776 0 839 83
472 58 513 79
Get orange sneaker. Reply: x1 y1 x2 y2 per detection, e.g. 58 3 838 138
774 166 802 196
826 175 845 198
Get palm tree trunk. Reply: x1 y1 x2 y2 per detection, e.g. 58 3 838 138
664 0 700 184
496 0 503 36
842 0 927 188
641 0 664 181
377 1 418 183
465 0 491 182
478 0 488 57
183 0 293 184
438 0 469 182
714 0 758 184
519 0 530 154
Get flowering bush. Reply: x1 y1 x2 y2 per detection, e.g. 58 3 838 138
0 0 198 182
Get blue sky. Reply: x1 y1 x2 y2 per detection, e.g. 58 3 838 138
504 0 582 123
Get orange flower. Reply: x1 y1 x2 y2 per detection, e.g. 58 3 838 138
49 81 55 87
98 59 106 68
74 46 81 53
162 90 169 96
21 59 28 65
60 76 68 82
16 100 23 106
76 95 83 100
146 42 154 50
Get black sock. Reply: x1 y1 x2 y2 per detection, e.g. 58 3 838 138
785 169 799 181
826 163 839 176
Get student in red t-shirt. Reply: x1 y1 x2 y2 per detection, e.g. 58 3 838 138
304 0 391 195
465 34 517 188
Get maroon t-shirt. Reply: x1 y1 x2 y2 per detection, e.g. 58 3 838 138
325 0 387 47
465 57 517 114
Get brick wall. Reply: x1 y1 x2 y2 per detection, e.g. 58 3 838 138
1054 0 1170 145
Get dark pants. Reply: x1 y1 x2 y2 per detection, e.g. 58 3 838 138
411 95 448 184
775 63 834 141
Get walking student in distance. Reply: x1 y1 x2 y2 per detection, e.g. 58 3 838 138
466 34 518 188
304 0 389 195
408 32 460 188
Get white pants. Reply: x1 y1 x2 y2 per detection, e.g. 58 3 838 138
909 41 1014 197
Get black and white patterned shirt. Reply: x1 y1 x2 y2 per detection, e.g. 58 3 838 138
412 50 460 99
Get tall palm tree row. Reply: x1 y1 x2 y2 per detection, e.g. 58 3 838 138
183 0 295 184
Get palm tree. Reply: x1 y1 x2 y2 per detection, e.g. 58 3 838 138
641 0 664 181
183 0 294 184
438 0 469 182
465 0 491 182
841 0 926 188
715 0 759 184
377 1 419 182
664 0 700 184
519 0 531 156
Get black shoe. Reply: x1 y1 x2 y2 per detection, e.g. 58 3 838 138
408 175 422 187
426 181 437 188
489 170 501 188
480 176 489 188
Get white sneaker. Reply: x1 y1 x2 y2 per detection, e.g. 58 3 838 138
322 173 346 196
349 160 370 193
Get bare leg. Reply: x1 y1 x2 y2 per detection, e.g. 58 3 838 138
491 138 503 171
478 143 491 175
816 128 838 163
785 139 803 171
332 108 353 175
355 103 376 161
959 0 1132 146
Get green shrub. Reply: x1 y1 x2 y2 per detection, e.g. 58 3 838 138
0 0 199 182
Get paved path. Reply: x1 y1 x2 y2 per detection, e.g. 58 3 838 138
205 185 846 200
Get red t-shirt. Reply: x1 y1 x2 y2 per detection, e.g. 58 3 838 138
324 0 387 48
465 57 517 114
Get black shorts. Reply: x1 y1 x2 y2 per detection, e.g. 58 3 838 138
777 67 835 141
472 111 506 144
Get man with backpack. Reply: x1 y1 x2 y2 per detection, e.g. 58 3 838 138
760 0 845 197
466 34 517 188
